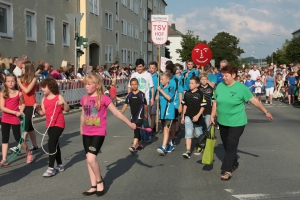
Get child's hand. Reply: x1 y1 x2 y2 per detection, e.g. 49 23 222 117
181 118 185 124
144 114 148 119
192 115 199 122
157 86 161 92
129 123 136 130
15 111 22 117
210 116 215 125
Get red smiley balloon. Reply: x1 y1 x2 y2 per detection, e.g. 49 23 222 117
191 43 212 66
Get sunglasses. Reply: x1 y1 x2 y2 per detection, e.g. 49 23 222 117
176 68 181 70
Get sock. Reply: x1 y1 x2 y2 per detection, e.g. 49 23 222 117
162 145 166 149
187 149 190 153
169 141 173 146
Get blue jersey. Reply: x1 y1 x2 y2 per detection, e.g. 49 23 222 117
172 75 184 109
244 80 254 92
288 77 296 86
208 73 217 85
150 72 159 100
216 72 223 85
182 69 200 91
159 82 176 120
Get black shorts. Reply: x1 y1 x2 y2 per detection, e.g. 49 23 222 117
24 106 34 132
82 135 105 155
161 120 173 128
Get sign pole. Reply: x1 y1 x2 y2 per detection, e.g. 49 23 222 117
156 45 161 132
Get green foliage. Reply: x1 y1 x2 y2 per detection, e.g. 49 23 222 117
208 32 245 68
286 36 300 63
175 30 205 61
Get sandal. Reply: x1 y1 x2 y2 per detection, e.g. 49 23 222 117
221 172 232 180
82 186 96 196
0 160 9 167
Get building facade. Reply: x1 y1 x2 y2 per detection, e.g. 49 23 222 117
0 0 167 68
0 0 77 67
167 23 182 63
292 29 300 38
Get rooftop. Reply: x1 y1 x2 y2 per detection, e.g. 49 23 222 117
169 23 183 37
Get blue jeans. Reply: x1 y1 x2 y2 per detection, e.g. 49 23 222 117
203 114 211 131
184 116 203 139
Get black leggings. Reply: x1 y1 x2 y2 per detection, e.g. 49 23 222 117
1 122 21 143
48 126 64 168
24 106 34 132
82 135 105 155
134 123 142 141
219 124 245 172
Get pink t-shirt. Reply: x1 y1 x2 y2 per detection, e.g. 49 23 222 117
80 94 112 136
2 92 21 125
44 95 65 128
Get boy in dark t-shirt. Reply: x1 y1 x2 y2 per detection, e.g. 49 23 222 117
181 76 206 159
121 78 148 153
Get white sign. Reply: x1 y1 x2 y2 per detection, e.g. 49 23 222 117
151 15 169 45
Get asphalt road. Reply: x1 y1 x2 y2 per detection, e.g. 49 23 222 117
1 100 300 200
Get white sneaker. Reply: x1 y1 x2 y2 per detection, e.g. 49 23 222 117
43 167 57 177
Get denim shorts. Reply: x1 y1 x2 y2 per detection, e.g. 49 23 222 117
184 116 203 139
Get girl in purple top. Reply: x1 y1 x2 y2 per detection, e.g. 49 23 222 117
80 73 136 197
0 74 29 166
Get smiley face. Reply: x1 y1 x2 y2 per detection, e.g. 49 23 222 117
192 43 212 66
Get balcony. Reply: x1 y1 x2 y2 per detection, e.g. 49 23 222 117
148 42 152 51
148 0 152 10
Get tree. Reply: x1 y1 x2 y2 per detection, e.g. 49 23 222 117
208 32 244 68
286 36 300 63
176 30 205 61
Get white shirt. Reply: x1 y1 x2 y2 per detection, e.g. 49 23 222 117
128 71 154 105
254 81 263 93
77 73 83 79
248 69 261 81
13 67 22 77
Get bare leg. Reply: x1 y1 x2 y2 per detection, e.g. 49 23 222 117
86 153 103 192
1 143 8 161
186 138 192 150
162 127 170 147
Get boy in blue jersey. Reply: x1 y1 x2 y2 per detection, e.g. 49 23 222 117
156 72 176 156
148 61 159 133
165 64 183 151
216 60 228 85
182 59 200 91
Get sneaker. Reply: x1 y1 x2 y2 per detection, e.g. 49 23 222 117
157 146 166 156
136 145 144 151
55 164 64 172
166 145 175 153
182 151 191 159
129 146 137 153
144 133 151 142
0 160 9 167
270 102 273 105
29 146 38 151
10 146 21 155
43 167 57 177
265 101 268 104
194 147 204 155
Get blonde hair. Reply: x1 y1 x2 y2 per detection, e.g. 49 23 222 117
200 73 208 79
161 72 171 79
0 58 10 70
2 74 18 99
83 73 104 110
21 61 35 85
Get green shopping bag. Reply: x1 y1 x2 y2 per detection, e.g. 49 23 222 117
202 125 216 165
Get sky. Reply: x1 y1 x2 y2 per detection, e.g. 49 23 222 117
165 0 300 59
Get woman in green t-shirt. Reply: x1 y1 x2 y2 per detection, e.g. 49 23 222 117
210 65 273 181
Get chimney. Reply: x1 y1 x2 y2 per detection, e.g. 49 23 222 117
171 23 175 29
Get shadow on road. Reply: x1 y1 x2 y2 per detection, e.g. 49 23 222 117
104 154 153 193
248 119 272 123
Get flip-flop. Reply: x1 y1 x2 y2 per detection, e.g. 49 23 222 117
221 172 232 181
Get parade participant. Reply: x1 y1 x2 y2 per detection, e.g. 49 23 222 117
0 74 30 166
254 76 263 102
181 76 206 158
148 61 159 133
36 78 70 177
121 78 148 153
195 73 213 155
17 61 39 152
264 70 275 104
287 72 296 104
156 72 176 156
211 65 273 181
80 73 136 196
182 59 199 91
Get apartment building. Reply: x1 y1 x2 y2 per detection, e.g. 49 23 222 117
0 0 167 68
0 0 77 67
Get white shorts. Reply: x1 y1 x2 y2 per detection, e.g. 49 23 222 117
265 87 274 96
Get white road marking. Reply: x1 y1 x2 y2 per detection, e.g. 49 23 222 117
224 189 234 193
232 193 270 199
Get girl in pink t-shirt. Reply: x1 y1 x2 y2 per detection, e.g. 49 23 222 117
0 74 29 166
36 78 70 177
80 73 136 197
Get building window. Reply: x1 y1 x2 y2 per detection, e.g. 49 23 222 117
0 2 13 37
116 1 119 21
25 9 36 41
122 48 127 63
46 16 55 44
140 17 142 32
134 1 139 14
116 32 119 51
134 51 138 62
105 11 113 30
127 22 132 37
144 52 147 64
121 0 126 6
105 45 113 63
140 0 142 8
121 19 127 35
134 25 139 39
154 0 157 7
130 0 134 11
127 0 130 8
90 0 99 15
143 30 147 42
143 8 147 20
62 21 70 46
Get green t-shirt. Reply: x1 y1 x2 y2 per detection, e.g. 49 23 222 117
213 81 253 127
